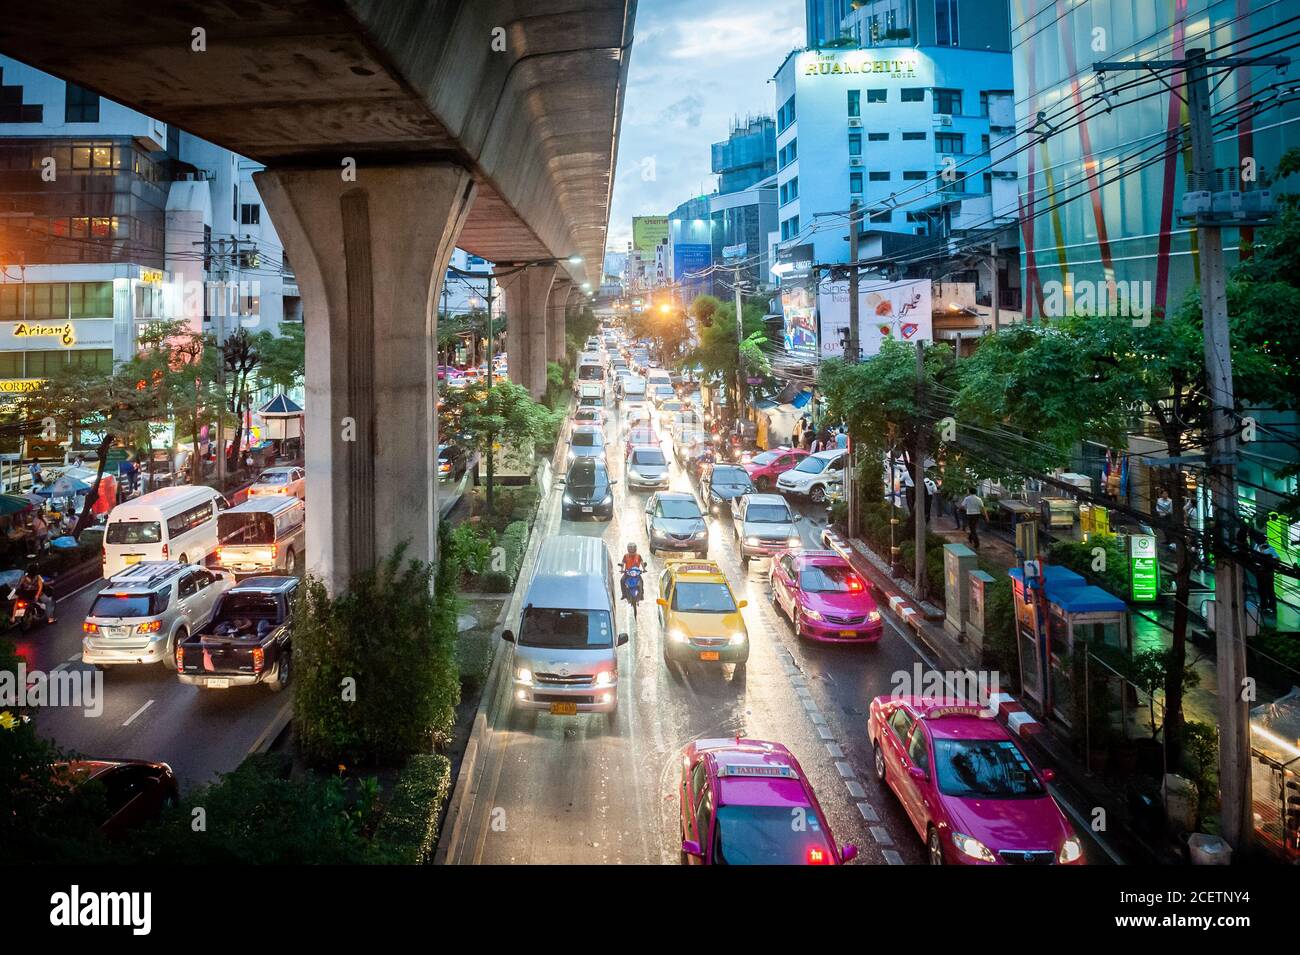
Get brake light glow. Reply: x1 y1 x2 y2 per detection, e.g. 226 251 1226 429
14 600 27 611
135 620 162 633
807 846 829 865
161 543 169 558
82 622 99 633
252 647 265 672
847 576 864 592
176 647 184 672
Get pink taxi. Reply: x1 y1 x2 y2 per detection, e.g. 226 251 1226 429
867 696 1085 866
679 738 858 865
771 550 883 643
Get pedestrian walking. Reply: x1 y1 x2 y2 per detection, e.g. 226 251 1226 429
960 489 987 550
31 511 49 552
835 427 848 450
1253 534 1279 616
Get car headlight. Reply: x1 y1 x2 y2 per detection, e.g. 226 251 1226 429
669 629 688 644
595 670 613 687
801 607 823 621
951 832 996 863
787 536 802 547
746 535 760 546
692 528 707 539
868 610 882 622
1058 837 1083 864
562 493 574 505
516 667 533 684
729 631 747 645
601 492 613 505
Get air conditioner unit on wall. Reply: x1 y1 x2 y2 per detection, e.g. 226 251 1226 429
933 114 952 127
847 117 863 128
849 157 864 167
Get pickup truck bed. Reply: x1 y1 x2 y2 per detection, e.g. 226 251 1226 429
176 576 296 691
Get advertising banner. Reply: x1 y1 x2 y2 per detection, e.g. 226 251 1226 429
632 215 669 255
781 283 818 358
817 278 932 359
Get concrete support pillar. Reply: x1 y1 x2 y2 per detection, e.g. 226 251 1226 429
501 264 556 398
255 164 476 593
546 278 573 365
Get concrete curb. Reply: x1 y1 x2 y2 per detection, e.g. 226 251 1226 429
248 699 294 755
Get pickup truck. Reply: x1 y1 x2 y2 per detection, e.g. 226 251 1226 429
176 576 297 691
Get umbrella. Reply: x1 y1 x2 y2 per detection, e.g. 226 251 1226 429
38 475 93 497
0 493 34 516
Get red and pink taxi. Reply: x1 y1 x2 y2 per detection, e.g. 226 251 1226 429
771 550 883 643
743 447 808 492
679 737 858 865
867 696 1085 865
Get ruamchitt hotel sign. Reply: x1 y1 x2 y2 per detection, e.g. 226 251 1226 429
802 51 920 79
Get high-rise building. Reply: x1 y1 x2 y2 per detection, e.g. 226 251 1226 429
667 195 714 302
711 116 777 195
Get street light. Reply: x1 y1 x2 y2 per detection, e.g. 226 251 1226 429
567 255 584 264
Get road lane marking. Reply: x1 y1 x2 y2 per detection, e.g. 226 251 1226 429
816 725 834 740
65 653 80 663
870 826 894 845
856 801 878 822
825 742 845 758
882 849 904 864
846 780 867 798
122 699 154 726
834 760 855 778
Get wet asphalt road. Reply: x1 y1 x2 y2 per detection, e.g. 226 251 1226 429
451 406 935 865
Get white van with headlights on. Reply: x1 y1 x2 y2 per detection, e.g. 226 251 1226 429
502 536 629 716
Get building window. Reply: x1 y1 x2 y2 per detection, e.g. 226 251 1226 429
901 88 925 103
903 170 928 181
239 203 261 226
868 132 888 142
869 210 892 223
939 171 966 192
0 352 23 378
935 132 965 154
70 282 114 319
780 215 801 241
849 171 863 194
849 133 863 156
935 0 960 46
847 90 860 118
983 172 993 193
778 94 796 132
64 82 101 123
982 133 991 154
869 171 890 182
866 89 886 104
67 349 113 373
901 131 927 141
780 177 800 205
933 88 962 115
779 140 798 169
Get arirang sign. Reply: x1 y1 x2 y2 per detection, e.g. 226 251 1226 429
11 321 76 346
803 53 919 78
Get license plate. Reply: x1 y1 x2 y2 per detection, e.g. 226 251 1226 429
549 701 578 716
581 506 593 513
840 630 857 637
206 678 230 689
124 555 141 565
12 606 25 618
699 651 720 661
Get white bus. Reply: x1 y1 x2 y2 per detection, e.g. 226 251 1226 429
102 486 228 578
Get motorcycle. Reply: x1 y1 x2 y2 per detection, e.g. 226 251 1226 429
620 565 644 615
8 588 50 633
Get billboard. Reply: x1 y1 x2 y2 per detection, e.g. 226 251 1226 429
632 215 669 255
781 284 818 358
674 242 712 299
817 278 932 359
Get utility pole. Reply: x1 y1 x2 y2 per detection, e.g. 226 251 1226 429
1095 47 1289 853
989 238 1000 334
846 201 861 539
214 237 229 490
733 272 744 429
913 339 927 601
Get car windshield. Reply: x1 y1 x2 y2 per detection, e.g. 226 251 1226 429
798 565 862 593
90 592 163 618
258 471 289 484
672 582 736 613
750 451 781 466
745 504 791 523
658 499 701 520
630 430 656 443
713 805 833 865
571 431 603 448
631 449 666 467
568 463 608 490
578 366 603 381
106 521 161 545
216 592 282 622
219 512 276 545
518 608 613 649
711 467 751 487
794 456 828 474
933 738 1046 799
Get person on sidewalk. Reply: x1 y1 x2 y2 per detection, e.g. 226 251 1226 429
1252 534 1279 616
835 427 848 450
961 489 987 550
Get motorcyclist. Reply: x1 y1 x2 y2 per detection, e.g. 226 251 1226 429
15 564 56 624
619 543 643 600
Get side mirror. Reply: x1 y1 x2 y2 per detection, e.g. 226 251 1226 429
737 599 748 609
681 839 703 858
1041 768 1057 783
656 597 668 608
907 766 928 783
840 844 858 863
617 632 629 646
557 477 566 485
501 629 515 644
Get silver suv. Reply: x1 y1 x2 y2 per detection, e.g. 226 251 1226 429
731 493 801 568
82 561 234 669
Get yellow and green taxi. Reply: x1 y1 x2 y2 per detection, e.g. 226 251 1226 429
656 559 750 671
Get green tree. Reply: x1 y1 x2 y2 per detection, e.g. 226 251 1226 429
685 294 770 423
440 379 560 510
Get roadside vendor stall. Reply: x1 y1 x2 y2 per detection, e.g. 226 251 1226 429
1249 687 1300 862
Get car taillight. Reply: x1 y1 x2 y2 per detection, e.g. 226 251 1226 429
161 543 169 558
82 622 99 633
271 544 278 560
14 600 26 611
136 620 162 633
847 576 864 592
176 647 184 672
807 846 830 865
252 647 265 672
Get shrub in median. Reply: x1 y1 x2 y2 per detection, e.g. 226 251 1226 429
372 753 452 864
294 545 460 767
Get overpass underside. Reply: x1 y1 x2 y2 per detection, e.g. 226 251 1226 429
0 0 635 589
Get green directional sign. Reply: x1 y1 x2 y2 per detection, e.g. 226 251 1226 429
1128 534 1159 602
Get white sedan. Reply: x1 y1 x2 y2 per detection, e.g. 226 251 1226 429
246 466 305 501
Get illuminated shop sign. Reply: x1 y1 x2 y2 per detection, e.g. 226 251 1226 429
0 378 47 394
803 53 919 78
12 322 76 346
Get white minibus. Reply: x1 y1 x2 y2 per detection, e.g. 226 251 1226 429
102 486 228 578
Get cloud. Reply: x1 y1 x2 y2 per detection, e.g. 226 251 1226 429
657 94 706 128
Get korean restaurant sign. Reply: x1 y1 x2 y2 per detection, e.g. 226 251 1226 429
11 321 76 346
0 378 47 394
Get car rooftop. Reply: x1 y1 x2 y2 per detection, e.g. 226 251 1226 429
742 493 788 506
228 575 298 592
